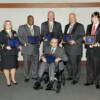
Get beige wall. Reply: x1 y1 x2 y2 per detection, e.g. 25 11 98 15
0 8 99 60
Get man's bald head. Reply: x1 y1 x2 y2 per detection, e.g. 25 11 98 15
48 11 55 22
69 13 77 24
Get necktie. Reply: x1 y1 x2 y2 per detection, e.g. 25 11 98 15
30 26 34 36
68 25 73 34
51 48 55 54
91 25 96 35
49 23 53 32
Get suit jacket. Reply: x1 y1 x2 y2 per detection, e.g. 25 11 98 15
63 22 85 56
86 23 100 57
18 24 40 55
41 21 62 41
0 30 18 55
43 46 68 70
44 46 68 61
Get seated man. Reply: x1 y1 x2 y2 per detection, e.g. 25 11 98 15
33 38 68 90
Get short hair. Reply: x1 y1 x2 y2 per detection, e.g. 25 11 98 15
3 20 12 30
91 11 100 20
27 15 34 19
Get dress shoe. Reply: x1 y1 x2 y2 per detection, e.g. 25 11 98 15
24 79 30 82
71 80 78 85
84 82 94 86
33 81 43 90
7 84 12 87
45 82 53 90
11 81 18 85
96 84 100 89
56 82 61 93
66 77 72 81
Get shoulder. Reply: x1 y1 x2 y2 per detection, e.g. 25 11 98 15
19 24 27 28
76 22 84 27
41 21 48 25
54 21 61 25
34 25 40 29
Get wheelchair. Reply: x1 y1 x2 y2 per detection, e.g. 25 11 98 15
33 60 67 93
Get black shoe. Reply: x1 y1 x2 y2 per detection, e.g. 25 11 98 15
84 82 94 86
71 80 78 85
56 82 61 93
96 84 100 89
33 81 43 90
11 81 18 85
66 77 72 81
45 82 53 90
7 84 11 87
24 79 30 82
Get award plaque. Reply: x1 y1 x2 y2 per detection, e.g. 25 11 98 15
84 36 95 45
27 36 40 44
63 34 72 42
45 54 56 63
8 38 20 47
44 33 53 41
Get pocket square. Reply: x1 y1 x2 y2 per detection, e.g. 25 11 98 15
28 36 40 44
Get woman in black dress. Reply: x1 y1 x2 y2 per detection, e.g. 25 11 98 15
0 20 19 86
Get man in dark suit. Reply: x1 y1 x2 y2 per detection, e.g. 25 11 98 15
84 12 100 89
41 11 62 51
18 15 40 82
34 38 68 90
63 13 85 84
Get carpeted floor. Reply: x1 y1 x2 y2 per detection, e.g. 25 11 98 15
0 65 100 100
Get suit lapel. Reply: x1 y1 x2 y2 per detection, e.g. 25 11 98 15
71 23 78 34
96 23 100 35
25 24 31 35
52 21 56 33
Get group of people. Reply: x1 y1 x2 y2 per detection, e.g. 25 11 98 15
0 11 100 92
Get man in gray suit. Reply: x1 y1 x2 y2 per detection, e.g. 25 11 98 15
41 11 62 51
63 13 85 84
34 38 68 90
18 15 40 82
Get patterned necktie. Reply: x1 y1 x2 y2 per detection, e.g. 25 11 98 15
91 25 96 35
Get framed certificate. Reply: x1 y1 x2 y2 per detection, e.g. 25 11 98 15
63 34 72 42
45 54 56 63
27 36 40 44
84 36 96 45
8 38 20 47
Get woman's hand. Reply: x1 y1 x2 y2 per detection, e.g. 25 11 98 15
6 46 12 50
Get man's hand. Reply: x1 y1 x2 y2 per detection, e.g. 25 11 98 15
41 56 47 62
68 40 76 45
90 42 100 48
55 57 62 64
43 38 48 42
18 45 22 50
